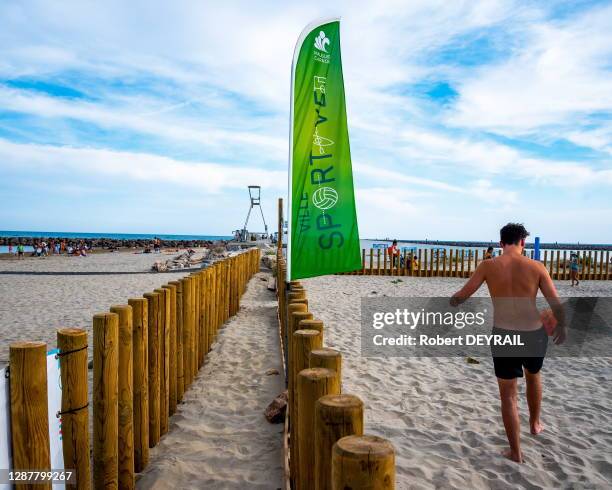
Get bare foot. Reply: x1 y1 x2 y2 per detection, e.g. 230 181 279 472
502 449 523 463
530 420 544 435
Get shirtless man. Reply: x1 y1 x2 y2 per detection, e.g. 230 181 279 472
450 223 566 463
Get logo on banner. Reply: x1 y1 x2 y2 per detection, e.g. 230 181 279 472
312 186 338 210
314 31 330 52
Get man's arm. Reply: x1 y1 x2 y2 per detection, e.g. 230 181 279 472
450 262 487 306
538 263 566 344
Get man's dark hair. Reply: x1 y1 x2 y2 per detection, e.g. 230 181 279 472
500 223 529 245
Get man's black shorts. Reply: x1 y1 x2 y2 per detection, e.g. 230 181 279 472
491 326 548 380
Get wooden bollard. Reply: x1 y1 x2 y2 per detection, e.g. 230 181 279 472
57 329 90 490
127 298 149 473
169 280 184 402
292 329 322 483
290 312 313 409
9 342 51 489
154 288 170 436
143 292 160 447
289 291 306 301
109 305 135 490
332 435 395 489
181 276 192 389
310 348 342 391
93 312 119 490
315 394 364 490
155 288 172 436
198 272 206 366
162 283 178 415
297 368 340 490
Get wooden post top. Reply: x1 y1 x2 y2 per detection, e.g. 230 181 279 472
110 304 132 313
317 394 362 410
57 327 86 337
128 297 147 305
310 347 340 359
298 367 336 381
288 303 307 314
143 291 160 299
299 319 323 330
334 435 395 459
9 340 46 351
93 312 118 321
293 329 320 339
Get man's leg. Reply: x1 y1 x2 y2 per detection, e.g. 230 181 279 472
497 378 523 462
525 369 544 435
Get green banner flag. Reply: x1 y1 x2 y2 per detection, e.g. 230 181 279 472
288 18 361 280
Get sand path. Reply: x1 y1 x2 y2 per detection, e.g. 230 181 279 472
137 271 284 489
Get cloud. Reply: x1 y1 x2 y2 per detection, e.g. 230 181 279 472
0 139 287 193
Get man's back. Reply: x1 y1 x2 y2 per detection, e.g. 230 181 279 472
482 253 546 330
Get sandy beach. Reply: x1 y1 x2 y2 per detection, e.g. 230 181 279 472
1 252 610 488
302 275 612 489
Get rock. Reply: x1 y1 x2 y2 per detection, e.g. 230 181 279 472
466 357 480 364
88 359 93 370
265 368 279 376
264 391 288 424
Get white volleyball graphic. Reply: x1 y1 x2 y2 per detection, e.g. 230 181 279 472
312 186 338 210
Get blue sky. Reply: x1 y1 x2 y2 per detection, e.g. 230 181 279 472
0 0 611 242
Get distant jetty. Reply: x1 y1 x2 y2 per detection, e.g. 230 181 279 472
373 239 611 251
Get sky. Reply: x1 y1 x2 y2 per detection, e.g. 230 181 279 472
0 0 611 243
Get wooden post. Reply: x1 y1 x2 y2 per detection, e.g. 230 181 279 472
417 249 422 277
162 283 178 415
309 348 342 391
383 248 388 276
606 251 610 280
448 249 453 278
377 249 381 275
562 251 567 281
297 368 340 490
423 249 429 278
588 251 593 280
361 249 366 275
332 435 395 489
466 250 472 277
154 288 170 436
127 298 148 473
181 277 192 389
460 250 465 278
474 249 479 270
555 250 560 280
435 249 440 277
292 329 323 484
93 312 119 489
169 280 184 402
369 249 373 275
9 341 51 490
57 329 90 490
278 197 284 251
109 304 134 490
315 394 363 490
143 292 160 447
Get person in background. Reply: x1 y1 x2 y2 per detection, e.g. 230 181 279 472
17 243 24 259
484 246 494 260
570 253 580 286
8 243 13 255
388 239 400 267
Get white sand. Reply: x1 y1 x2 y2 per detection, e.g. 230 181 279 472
302 275 612 489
